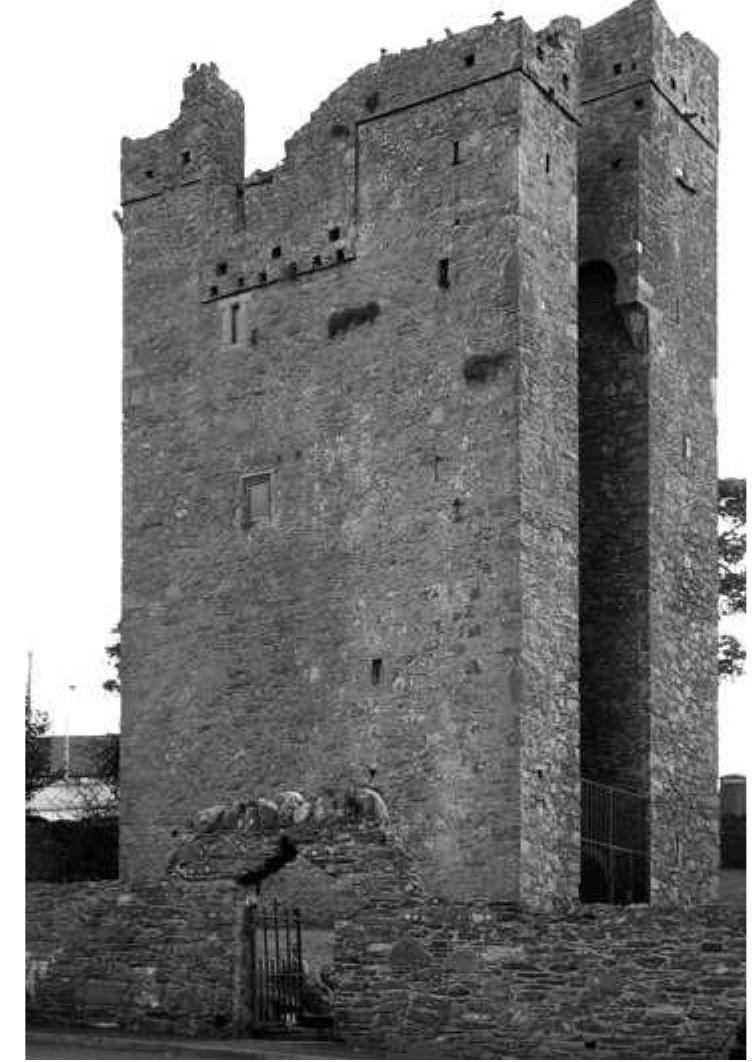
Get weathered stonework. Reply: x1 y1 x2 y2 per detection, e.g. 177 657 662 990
578 1 719 903
120 0 718 909
26 786 744 1055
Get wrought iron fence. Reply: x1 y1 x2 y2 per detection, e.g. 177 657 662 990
581 777 649 903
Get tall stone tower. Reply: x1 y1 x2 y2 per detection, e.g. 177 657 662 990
120 0 717 907
578 1 718 903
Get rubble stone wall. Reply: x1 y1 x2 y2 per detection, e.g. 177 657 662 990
26 879 238 1036
336 899 745 1059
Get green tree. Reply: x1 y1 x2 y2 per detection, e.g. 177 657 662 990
718 478 746 678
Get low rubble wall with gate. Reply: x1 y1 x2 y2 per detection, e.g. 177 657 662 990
27 783 746 1057
26 782 401 1037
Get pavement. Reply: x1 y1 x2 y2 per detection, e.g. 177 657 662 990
26 1026 362 1061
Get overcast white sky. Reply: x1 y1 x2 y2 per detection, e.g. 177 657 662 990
2 0 750 776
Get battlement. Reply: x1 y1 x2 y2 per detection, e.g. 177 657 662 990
582 0 718 146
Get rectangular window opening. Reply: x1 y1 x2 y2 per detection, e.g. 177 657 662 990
336 248 346 263
241 472 272 527
216 261 228 277
464 53 475 68
438 257 450 289
271 245 282 259
230 303 240 345
329 226 341 242
452 140 460 165
371 658 383 685
545 153 551 174
181 149 192 166
613 62 622 75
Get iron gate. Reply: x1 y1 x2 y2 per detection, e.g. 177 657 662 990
581 777 649 903
249 900 306 1031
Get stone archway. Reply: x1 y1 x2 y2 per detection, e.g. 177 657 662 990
166 783 420 1036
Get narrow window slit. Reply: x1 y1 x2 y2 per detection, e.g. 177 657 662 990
371 658 383 685
438 258 450 289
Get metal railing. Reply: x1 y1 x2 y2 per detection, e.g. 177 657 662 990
581 777 649 903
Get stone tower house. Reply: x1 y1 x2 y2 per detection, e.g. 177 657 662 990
120 0 718 906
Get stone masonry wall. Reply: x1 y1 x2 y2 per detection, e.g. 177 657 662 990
121 0 719 911
578 0 718 903
336 899 745 1059
27 786 744 1057
26 879 238 1035
640 13 719 903
25 784 412 1037
517 40 581 904
120 14 582 904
